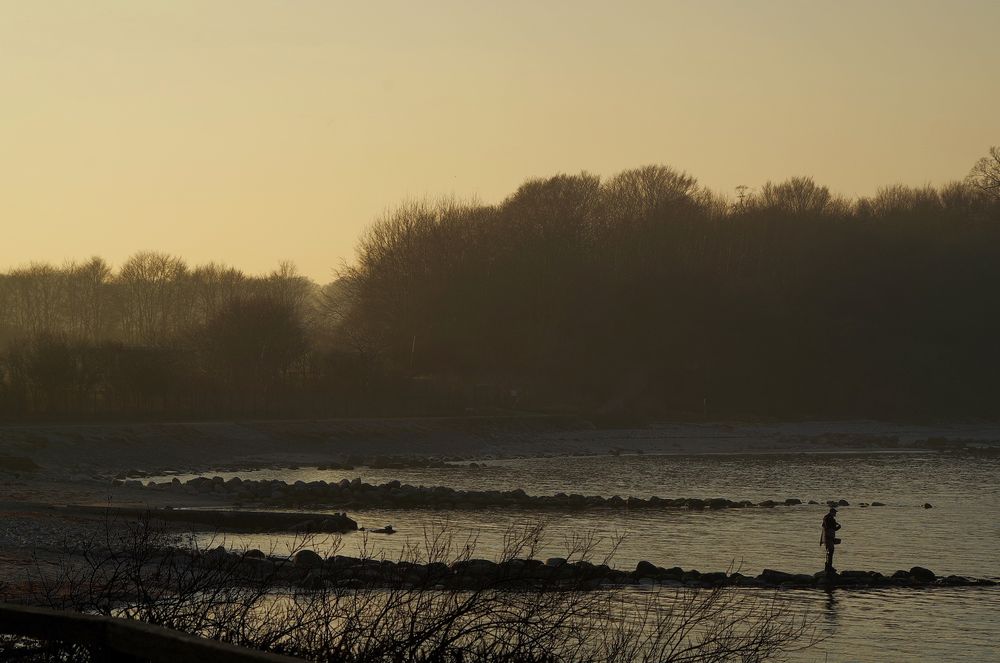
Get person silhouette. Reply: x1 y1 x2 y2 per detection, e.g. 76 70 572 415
821 507 842 574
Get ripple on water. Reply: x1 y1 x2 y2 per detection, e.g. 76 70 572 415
153 453 1000 663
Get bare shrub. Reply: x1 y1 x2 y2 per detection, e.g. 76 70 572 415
5 515 818 662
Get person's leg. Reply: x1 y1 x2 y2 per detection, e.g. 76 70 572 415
825 545 835 572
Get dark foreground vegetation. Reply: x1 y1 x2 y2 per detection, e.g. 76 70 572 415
1 519 818 662
2 148 999 421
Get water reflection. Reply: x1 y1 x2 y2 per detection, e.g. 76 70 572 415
822 588 839 632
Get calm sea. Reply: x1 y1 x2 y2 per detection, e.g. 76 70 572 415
154 452 1000 662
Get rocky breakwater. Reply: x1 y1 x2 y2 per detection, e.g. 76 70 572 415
66 504 358 534
184 547 997 592
137 476 828 511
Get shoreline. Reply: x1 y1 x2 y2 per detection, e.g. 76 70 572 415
3 416 997 601
3 416 999 480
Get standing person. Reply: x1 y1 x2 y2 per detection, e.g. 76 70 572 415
821 507 841 574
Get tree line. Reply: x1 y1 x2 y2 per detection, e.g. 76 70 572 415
0 255 410 420
340 150 1000 421
2 149 999 421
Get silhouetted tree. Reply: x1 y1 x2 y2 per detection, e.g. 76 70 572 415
2 153 1000 422
967 146 1000 199
199 296 308 415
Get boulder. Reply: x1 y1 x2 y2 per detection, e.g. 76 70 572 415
700 572 728 585
660 566 684 580
635 560 658 577
293 549 324 570
452 559 499 576
909 566 936 582
759 569 796 584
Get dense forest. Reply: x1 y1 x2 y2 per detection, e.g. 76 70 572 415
2 148 999 422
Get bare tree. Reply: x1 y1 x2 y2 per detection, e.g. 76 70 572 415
117 252 189 345
966 146 1000 199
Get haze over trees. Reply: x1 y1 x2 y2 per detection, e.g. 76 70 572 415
2 149 999 422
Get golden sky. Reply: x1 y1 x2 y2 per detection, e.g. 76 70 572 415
2 0 998 282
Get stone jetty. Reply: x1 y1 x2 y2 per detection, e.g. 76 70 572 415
185 547 997 591
63 505 358 533
130 476 847 511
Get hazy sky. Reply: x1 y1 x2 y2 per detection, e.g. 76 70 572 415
2 1 998 282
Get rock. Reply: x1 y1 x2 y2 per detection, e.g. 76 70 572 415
635 560 658 577
871 502 885 507
660 566 684 580
923 503 933 509
452 559 498 576
299 569 327 590
941 575 971 585
293 549 324 570
700 571 728 585
784 498 802 506
909 566 935 582
240 557 275 578
203 546 230 563
759 569 796 584
545 557 567 567
837 499 849 506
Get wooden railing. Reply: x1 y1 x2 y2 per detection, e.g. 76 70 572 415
0 603 303 662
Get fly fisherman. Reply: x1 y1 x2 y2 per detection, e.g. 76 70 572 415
821 507 841 574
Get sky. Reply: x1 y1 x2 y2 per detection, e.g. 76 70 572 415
1 1 998 283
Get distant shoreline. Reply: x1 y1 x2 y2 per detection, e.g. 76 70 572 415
2 415 999 479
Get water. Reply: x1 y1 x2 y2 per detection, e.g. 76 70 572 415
152 452 1000 661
